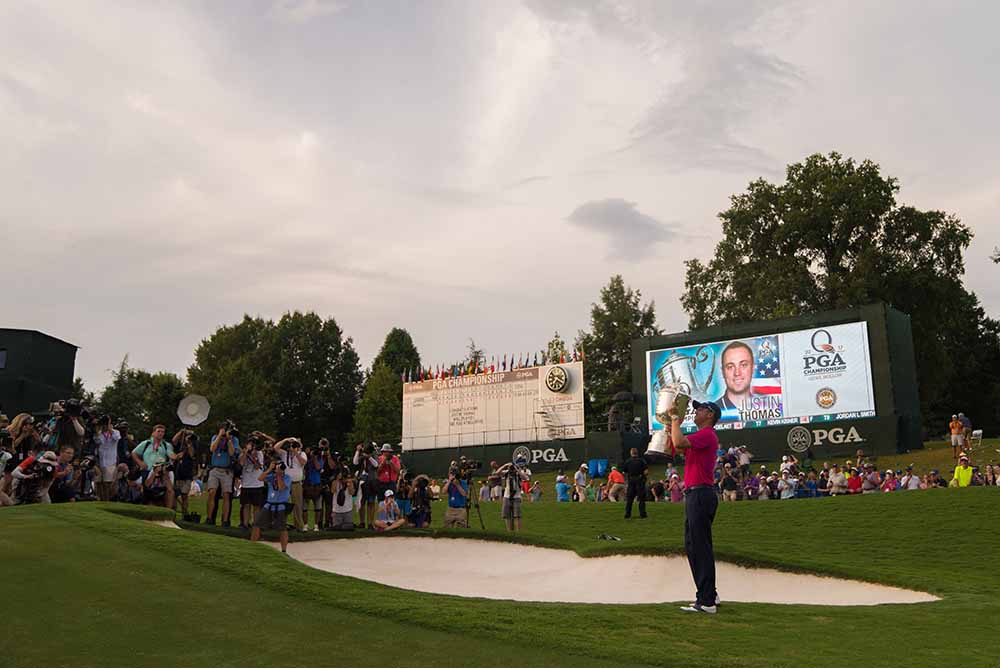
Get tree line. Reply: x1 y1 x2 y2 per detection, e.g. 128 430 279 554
75 152 999 442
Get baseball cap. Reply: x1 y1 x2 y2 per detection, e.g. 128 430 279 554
384 489 394 498
782 455 789 462
952 414 958 419
691 400 722 424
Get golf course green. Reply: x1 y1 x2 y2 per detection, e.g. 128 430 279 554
3 481 998 667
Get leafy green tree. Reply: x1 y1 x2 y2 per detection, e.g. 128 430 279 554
576 275 660 418
350 364 402 446
682 152 1000 431
546 331 569 363
269 311 362 445
97 357 186 437
371 327 421 378
187 317 276 436
187 312 362 446
70 377 95 406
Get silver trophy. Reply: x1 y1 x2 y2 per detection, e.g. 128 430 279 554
653 347 717 405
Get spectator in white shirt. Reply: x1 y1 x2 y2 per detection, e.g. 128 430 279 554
827 464 849 496
92 416 121 502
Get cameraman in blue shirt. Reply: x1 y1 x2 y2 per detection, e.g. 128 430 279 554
250 459 292 553
443 468 468 528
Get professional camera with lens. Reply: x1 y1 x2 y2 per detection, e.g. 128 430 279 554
15 460 56 504
78 455 96 472
63 399 83 418
454 457 482 479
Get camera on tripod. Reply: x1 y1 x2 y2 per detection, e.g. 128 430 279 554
451 456 482 480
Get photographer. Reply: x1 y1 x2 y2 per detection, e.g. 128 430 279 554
374 489 405 532
143 461 174 507
496 460 530 532
172 430 199 516
353 442 379 529
302 442 327 531
408 475 432 528
205 421 241 527
328 464 355 531
376 443 402 500
442 468 469 528
239 436 266 529
9 413 42 462
49 446 79 503
92 416 121 502
131 425 177 508
273 437 307 531
250 460 292 553
11 450 60 504
51 400 86 453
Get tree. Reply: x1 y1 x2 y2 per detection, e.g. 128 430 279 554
70 377 95 406
682 151 1000 431
464 338 484 370
97 357 186 437
371 328 421 378
187 312 362 447
546 331 570 363
186 317 277 437
992 246 999 264
576 275 660 419
350 364 402 446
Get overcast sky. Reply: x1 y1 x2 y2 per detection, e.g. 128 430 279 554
3 0 999 392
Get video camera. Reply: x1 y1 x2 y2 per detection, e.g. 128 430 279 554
450 456 482 480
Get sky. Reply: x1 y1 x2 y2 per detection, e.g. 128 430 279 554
2 0 999 393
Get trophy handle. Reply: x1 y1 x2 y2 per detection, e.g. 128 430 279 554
694 345 716 397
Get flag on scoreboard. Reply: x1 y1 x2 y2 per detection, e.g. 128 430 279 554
752 336 782 395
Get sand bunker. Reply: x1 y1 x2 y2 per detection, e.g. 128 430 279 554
151 520 181 529
283 537 937 606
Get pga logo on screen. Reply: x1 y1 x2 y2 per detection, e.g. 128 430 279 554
787 426 865 451
513 445 568 464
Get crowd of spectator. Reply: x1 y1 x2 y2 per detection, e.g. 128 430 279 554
0 404 541 536
2 403 995 524
544 444 998 506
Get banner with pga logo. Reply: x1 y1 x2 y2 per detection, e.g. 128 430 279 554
781 322 875 417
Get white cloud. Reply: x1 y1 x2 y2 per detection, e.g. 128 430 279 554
271 0 348 23
0 0 997 394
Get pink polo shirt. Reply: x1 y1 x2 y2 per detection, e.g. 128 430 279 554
684 425 719 488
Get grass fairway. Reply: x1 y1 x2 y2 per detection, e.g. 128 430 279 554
4 486 999 667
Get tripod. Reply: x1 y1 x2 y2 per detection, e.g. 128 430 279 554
464 474 486 530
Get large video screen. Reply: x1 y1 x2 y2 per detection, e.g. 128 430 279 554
645 321 876 433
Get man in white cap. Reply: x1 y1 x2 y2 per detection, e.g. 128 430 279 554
952 454 973 488
948 415 964 460
374 489 406 531
574 463 589 502
10 450 60 504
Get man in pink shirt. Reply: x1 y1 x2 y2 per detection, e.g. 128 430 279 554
669 399 722 614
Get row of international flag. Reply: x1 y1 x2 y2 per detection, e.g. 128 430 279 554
402 350 583 383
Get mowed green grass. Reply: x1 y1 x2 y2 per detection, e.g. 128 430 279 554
3 484 1000 667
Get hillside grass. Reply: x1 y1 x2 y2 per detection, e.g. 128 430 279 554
3 484 1000 667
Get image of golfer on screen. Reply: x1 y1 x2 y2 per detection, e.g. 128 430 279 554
714 341 754 413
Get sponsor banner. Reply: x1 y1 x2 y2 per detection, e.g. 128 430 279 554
402 362 585 450
647 322 876 434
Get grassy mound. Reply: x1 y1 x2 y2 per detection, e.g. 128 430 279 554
2 485 998 667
